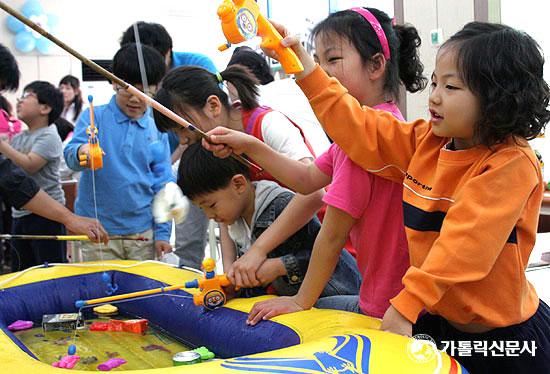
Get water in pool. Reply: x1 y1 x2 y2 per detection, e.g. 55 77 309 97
14 318 192 370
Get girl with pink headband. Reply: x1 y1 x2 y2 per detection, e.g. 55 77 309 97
203 7 427 322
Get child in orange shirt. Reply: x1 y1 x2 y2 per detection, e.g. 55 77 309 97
208 21 550 373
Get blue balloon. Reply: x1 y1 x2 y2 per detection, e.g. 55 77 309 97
35 37 52 54
6 16 24 33
21 0 43 18
15 31 35 53
47 13 59 29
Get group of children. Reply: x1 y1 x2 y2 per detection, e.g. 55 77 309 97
175 7 549 374
1 6 549 372
207 10 550 374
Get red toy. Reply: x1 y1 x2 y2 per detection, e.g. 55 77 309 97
89 319 148 334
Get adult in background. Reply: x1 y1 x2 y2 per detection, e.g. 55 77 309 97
58 75 83 126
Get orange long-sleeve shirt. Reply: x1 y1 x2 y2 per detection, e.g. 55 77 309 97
298 66 543 328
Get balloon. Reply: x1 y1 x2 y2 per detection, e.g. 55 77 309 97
21 0 43 18
35 37 52 54
15 31 36 53
6 16 24 33
47 13 59 30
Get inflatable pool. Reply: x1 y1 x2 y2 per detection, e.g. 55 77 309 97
0 261 467 373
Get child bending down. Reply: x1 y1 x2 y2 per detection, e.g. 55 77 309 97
153 64 325 288
177 143 361 298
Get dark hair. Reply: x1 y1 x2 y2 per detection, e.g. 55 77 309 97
443 22 550 146
0 43 20 91
54 116 74 141
177 143 250 199
59 75 83 122
311 7 427 99
23 81 63 124
112 43 166 86
154 65 259 132
228 46 274 85
120 21 173 58
0 94 13 114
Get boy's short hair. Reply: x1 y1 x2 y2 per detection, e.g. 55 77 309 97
112 43 166 86
0 43 20 91
23 81 63 124
178 143 250 200
119 22 173 58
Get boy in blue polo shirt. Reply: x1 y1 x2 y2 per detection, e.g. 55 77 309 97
64 43 172 261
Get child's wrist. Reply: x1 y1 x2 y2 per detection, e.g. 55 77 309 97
251 240 271 257
293 294 312 310
273 258 287 277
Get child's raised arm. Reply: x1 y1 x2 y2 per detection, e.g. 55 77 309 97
64 107 92 172
205 127 328 193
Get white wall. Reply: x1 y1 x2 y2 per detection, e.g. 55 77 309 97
501 0 550 181
403 0 475 122
0 0 236 106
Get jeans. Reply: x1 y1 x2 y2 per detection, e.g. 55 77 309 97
315 295 361 313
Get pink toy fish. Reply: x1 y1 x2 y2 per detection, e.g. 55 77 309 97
52 354 80 369
7 320 33 331
97 358 127 371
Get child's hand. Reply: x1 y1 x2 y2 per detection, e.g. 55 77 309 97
256 258 286 285
78 143 90 158
77 143 92 167
380 305 412 337
231 250 267 288
202 127 257 158
246 296 305 326
262 20 316 80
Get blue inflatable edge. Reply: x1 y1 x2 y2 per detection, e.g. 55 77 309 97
0 270 301 359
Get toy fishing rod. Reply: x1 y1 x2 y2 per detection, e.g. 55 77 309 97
0 234 149 241
0 1 260 172
75 258 230 310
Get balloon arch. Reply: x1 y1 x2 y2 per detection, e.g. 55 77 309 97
5 0 58 54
